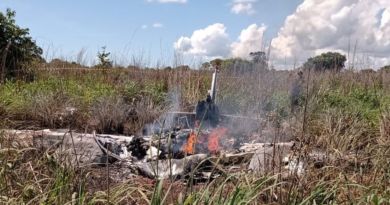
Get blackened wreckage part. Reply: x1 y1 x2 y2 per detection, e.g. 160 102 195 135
195 65 221 128
127 135 149 160
195 97 220 128
92 132 131 164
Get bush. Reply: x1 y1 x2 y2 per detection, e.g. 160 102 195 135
319 87 383 127
304 52 346 72
90 96 130 134
27 92 75 128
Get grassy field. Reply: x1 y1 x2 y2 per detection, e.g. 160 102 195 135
1 67 390 204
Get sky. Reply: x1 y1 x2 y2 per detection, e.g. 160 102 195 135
1 0 389 69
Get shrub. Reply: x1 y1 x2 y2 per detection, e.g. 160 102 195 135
122 81 141 102
90 96 130 134
27 92 74 128
319 87 382 127
144 81 168 104
304 52 346 72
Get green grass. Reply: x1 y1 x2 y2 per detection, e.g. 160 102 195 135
1 68 390 204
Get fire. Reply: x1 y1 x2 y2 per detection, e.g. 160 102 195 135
208 127 227 154
182 131 197 155
182 127 228 155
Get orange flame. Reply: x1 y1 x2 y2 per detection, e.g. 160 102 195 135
208 127 227 154
182 131 197 155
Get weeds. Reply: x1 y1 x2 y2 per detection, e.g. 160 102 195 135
0 68 390 204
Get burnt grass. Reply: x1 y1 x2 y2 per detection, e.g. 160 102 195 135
1 68 390 204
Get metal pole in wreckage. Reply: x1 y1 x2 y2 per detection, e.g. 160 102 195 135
210 64 220 102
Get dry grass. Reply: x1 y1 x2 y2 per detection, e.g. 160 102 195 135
0 67 390 204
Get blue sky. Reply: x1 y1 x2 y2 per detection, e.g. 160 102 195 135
1 0 390 68
1 0 302 66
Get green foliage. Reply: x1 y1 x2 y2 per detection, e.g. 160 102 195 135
122 81 141 101
319 86 384 127
222 58 252 69
263 92 290 118
144 81 167 103
1 68 390 204
364 192 390 205
150 180 165 205
0 9 43 81
0 78 117 116
96 46 112 68
202 51 268 73
304 52 346 72
0 75 168 131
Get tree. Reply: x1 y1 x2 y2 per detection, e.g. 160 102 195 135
200 62 211 70
221 58 254 74
96 46 112 68
201 57 256 74
249 51 267 65
380 65 390 72
0 9 43 82
210 58 223 69
250 51 268 70
303 52 346 72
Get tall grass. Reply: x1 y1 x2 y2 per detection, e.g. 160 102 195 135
0 67 390 204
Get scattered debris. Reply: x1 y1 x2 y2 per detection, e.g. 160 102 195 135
248 144 292 174
133 154 209 179
145 146 161 161
4 128 326 181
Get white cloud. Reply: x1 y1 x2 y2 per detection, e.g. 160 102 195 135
173 0 390 69
141 23 164 29
231 0 257 15
152 23 164 28
174 23 231 59
147 0 187 3
174 23 267 60
271 0 390 68
231 24 266 58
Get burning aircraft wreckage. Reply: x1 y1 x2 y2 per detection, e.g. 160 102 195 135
5 65 326 182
